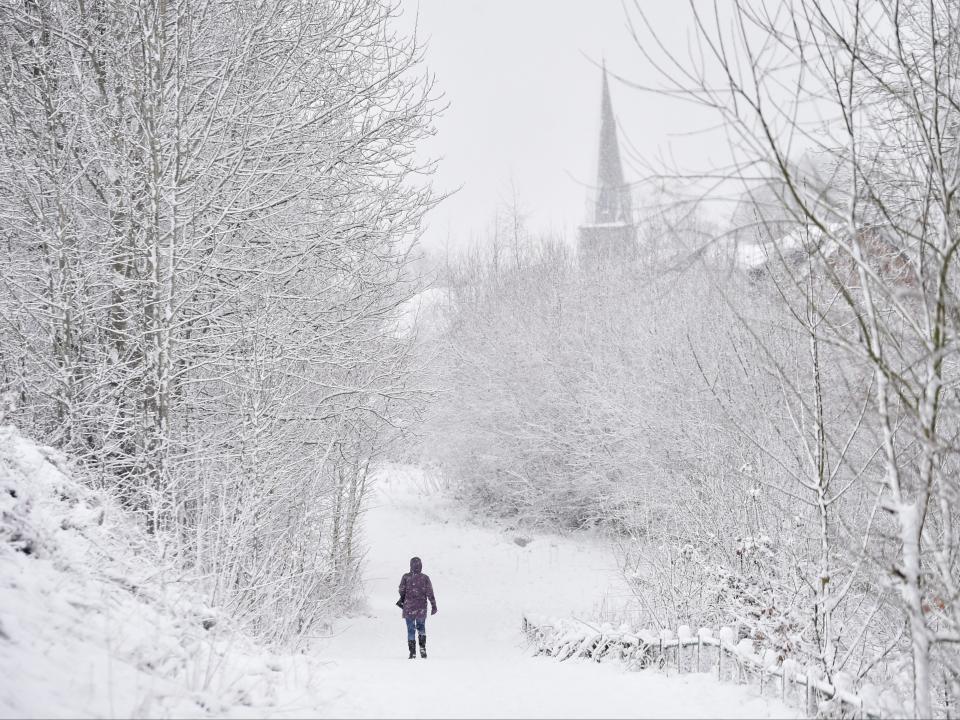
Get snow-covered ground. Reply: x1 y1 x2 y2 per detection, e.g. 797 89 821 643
307 465 797 719
1 429 794 718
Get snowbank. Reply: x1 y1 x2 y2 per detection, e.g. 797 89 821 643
0 424 317 718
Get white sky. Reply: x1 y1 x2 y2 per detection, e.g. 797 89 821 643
402 1 733 254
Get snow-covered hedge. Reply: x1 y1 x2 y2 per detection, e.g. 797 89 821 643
522 613 905 718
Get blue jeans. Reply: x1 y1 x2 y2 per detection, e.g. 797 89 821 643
405 617 426 641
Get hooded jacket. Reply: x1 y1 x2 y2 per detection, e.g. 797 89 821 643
398 556 436 621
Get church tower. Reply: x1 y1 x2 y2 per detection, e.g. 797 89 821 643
577 64 636 266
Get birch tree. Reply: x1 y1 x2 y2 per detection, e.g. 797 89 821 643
630 0 960 712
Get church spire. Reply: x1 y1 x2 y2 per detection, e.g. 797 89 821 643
593 62 629 223
577 63 636 266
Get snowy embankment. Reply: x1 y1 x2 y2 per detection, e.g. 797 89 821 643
1 428 794 718
0 425 325 718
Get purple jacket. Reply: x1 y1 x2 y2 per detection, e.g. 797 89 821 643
398 556 436 621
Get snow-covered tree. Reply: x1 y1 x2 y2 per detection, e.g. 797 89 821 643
630 0 960 713
0 0 436 640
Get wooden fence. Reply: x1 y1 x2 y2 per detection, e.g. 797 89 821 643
521 614 905 718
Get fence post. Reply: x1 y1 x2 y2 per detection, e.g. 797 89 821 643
697 636 702 674
718 645 723 681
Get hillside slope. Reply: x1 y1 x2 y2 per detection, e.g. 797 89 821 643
0 424 322 718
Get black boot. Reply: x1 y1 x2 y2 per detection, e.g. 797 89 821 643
408 639 416 659
419 634 427 659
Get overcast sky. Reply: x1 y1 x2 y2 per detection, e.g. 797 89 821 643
402 1 731 254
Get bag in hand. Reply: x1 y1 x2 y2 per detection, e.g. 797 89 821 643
396 593 405 609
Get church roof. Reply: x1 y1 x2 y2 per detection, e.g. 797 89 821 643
589 64 632 226
597 65 626 191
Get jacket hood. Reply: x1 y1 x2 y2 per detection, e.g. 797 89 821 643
410 556 422 573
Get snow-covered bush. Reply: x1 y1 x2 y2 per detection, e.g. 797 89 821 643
420 210 733 531
624 537 805 662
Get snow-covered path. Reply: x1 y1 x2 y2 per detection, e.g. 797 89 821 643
0 441 797 719
303 467 795 719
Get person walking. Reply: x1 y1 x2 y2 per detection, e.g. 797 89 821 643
397 556 437 659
